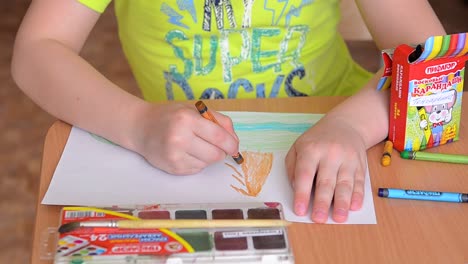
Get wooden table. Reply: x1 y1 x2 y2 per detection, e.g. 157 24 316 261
31 96 468 264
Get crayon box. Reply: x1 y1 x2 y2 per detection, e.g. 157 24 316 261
385 33 468 151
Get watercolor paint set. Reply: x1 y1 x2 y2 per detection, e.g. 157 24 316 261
378 32 468 151
43 202 294 264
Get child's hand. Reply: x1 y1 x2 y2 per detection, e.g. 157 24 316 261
133 103 240 175
285 117 367 223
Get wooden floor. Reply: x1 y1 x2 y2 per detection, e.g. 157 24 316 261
1 1 466 263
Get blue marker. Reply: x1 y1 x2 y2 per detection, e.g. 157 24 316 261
378 188 468 203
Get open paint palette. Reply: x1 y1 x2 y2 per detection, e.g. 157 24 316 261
49 202 294 263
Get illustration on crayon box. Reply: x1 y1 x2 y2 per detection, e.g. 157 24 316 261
378 32 468 151
412 81 459 149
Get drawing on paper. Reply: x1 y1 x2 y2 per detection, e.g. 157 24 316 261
225 151 274 197
221 113 322 197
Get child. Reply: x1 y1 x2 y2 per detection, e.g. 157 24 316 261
11 0 445 223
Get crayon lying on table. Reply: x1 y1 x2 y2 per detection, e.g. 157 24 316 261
381 140 393 166
378 188 468 203
400 150 468 165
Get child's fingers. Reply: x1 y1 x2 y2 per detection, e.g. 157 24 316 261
285 146 297 186
331 164 356 223
350 161 366 211
293 152 318 216
211 111 239 141
193 116 239 156
311 161 340 223
155 152 207 176
186 136 227 164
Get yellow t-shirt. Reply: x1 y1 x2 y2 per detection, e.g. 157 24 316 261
79 0 372 101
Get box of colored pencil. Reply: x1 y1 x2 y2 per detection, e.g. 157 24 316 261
46 202 294 263
380 32 468 151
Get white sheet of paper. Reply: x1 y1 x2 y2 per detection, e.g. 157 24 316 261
42 112 376 224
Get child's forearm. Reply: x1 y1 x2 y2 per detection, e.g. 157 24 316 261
323 69 390 149
332 0 446 150
356 0 446 50
11 38 148 152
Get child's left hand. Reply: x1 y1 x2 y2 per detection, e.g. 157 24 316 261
285 116 367 223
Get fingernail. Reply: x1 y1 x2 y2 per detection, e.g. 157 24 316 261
332 208 348 223
295 203 307 216
350 198 362 210
312 209 327 222
334 208 348 218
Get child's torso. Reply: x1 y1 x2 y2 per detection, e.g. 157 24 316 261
80 0 372 101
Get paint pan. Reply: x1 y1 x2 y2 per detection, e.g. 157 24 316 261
46 202 294 263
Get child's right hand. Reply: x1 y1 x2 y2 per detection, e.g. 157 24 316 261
132 103 241 175
11 0 240 176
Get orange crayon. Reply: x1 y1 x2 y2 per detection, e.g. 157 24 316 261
458 34 468 57
195 101 244 164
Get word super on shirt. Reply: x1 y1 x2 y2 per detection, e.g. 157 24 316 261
79 0 372 101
